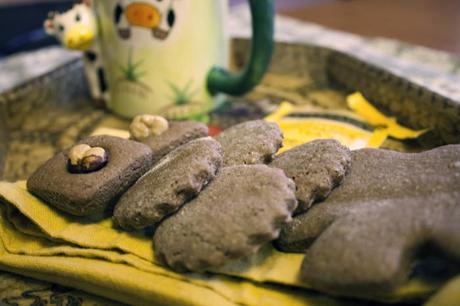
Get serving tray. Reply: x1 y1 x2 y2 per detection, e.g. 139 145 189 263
0 38 459 305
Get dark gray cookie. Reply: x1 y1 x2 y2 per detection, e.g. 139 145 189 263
141 121 208 164
274 145 460 298
270 139 351 213
27 135 154 216
154 165 297 272
113 137 223 230
276 145 460 252
215 120 283 166
300 194 460 298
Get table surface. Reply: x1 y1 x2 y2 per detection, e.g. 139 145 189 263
271 0 460 55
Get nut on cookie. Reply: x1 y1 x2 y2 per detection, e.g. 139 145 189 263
68 144 108 173
130 114 169 140
27 136 154 216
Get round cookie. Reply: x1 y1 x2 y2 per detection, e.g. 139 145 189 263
140 121 208 164
113 137 223 230
215 120 283 166
27 136 154 216
270 139 351 214
154 165 297 272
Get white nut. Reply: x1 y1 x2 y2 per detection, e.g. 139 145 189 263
130 116 151 140
85 147 106 158
141 115 169 136
69 144 91 166
130 114 169 140
68 144 108 173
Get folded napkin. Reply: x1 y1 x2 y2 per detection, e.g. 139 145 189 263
425 276 460 306
0 181 448 305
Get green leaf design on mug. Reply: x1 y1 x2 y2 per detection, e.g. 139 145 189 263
118 48 147 82
167 80 199 106
160 79 210 122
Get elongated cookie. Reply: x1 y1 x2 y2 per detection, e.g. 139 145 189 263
154 165 297 272
277 145 460 252
113 137 223 230
275 145 460 298
270 139 351 213
215 120 283 166
27 136 154 216
140 121 208 164
300 194 460 298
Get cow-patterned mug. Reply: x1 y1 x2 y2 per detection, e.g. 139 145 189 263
44 0 274 120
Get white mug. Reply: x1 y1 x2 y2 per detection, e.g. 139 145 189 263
44 0 274 119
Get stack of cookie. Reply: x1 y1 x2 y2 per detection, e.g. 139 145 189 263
26 116 460 300
27 117 303 273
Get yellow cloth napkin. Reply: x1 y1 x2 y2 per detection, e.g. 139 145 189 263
425 276 460 306
266 95 428 152
0 181 447 305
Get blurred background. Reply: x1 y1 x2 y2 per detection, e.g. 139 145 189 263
0 0 459 57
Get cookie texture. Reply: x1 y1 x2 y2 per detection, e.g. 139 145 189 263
27 136 154 216
300 194 460 298
113 137 223 230
270 139 351 213
140 121 208 164
275 145 460 298
215 120 283 166
154 165 297 272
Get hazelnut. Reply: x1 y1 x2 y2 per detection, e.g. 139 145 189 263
130 114 169 140
68 144 108 173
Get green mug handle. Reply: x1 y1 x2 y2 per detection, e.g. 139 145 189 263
207 0 274 96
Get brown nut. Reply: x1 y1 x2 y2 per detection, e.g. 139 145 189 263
68 144 108 173
130 114 169 140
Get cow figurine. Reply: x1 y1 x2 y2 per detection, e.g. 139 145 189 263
44 0 108 106
44 1 177 106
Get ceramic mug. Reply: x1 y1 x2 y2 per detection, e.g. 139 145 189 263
44 0 274 119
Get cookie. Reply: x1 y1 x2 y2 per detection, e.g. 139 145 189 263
140 121 208 163
270 139 351 213
300 194 460 298
154 165 297 272
276 145 460 252
27 135 154 216
113 137 223 230
215 120 283 166
275 145 460 298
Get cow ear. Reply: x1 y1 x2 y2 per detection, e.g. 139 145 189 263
44 19 55 35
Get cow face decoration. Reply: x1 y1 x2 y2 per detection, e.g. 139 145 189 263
114 1 176 40
44 0 97 50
